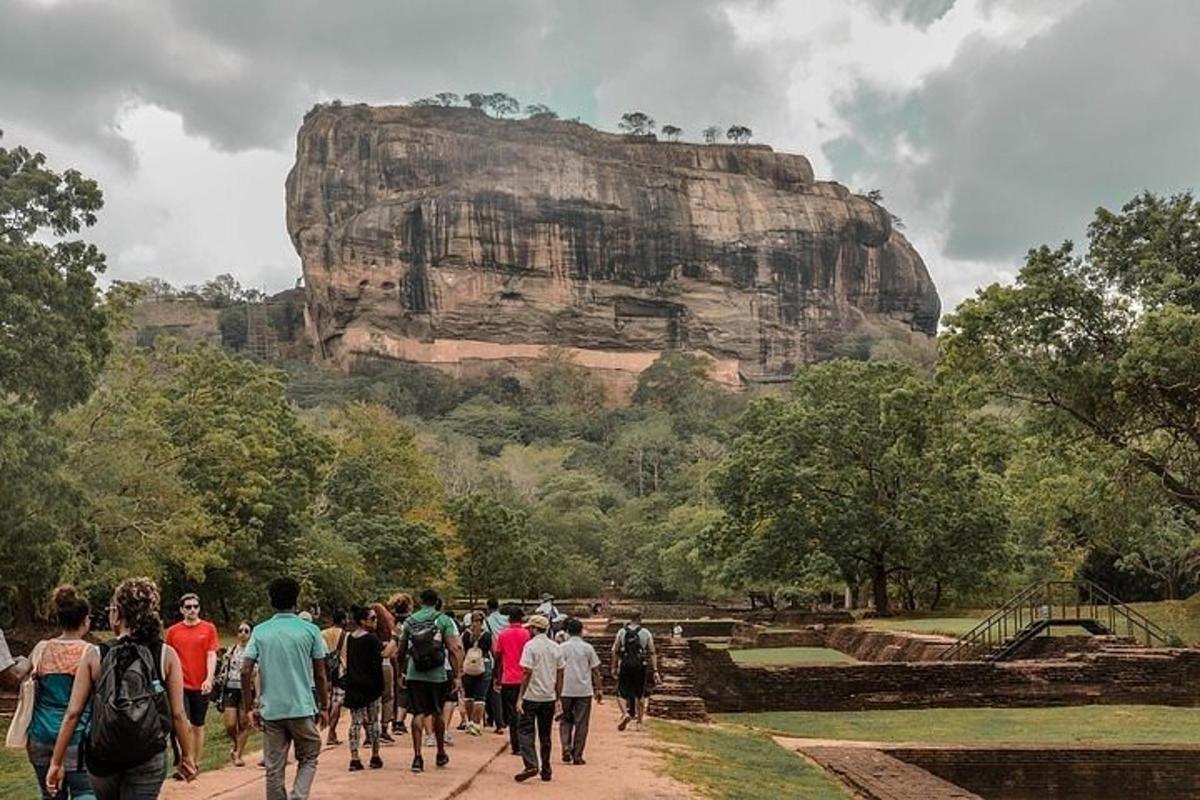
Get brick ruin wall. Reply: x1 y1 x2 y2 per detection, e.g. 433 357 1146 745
691 641 1200 712
886 746 1200 800
730 622 957 661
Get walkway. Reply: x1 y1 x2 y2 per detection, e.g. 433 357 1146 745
164 700 691 800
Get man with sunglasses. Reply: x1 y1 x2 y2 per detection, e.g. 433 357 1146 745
166 592 220 775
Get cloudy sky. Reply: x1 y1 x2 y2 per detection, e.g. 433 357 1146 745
3 0 1197 317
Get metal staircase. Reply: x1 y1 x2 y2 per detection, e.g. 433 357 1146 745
938 580 1175 662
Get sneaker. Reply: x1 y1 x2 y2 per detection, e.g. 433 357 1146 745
635 720 643 732
562 753 573 763
573 757 587 766
424 733 436 748
444 730 454 744
349 759 364 772
379 730 395 743
541 770 552 782
369 755 383 769
515 767 539 783
436 751 450 768
457 720 468 731
617 715 630 732
411 755 424 773
393 721 407 735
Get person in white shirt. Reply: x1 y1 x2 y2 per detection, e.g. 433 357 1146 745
514 614 563 783
557 618 602 765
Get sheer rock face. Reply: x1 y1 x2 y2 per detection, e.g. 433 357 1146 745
287 105 940 396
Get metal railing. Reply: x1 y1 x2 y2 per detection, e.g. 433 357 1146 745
938 579 1175 661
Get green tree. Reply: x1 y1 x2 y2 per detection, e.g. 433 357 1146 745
1 133 109 413
0 401 76 621
661 124 682 142
57 341 222 600
712 360 1006 614
941 192 1200 528
155 344 331 617
434 92 460 107
449 493 530 603
702 125 721 144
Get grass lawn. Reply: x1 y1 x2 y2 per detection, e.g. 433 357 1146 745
731 647 857 665
857 616 983 637
718 705 1200 746
652 720 853 799
0 706 261 800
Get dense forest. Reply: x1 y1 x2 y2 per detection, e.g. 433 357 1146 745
3 133 1198 624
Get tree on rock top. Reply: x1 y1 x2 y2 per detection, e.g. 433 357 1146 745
726 124 753 144
619 111 656 136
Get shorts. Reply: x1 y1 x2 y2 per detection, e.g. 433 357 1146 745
183 688 209 726
462 673 489 701
221 687 243 711
406 680 448 717
330 684 346 706
617 666 648 701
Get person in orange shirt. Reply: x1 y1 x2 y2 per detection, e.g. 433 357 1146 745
165 592 219 777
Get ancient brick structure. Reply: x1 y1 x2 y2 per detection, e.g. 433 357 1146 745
690 641 1200 712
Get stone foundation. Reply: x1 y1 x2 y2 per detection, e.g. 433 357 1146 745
886 745 1200 800
691 641 1200 712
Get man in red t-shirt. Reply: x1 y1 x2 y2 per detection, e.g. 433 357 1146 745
491 606 532 756
165 592 219 775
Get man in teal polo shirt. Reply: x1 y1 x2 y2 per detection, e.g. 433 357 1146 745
396 588 463 773
242 577 328 800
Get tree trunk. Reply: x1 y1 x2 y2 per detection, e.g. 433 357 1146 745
871 556 890 616
930 579 943 611
219 593 232 627
15 584 37 625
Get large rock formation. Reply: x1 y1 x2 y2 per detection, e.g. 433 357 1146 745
287 104 940 397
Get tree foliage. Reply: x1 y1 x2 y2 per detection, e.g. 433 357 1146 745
712 360 1006 614
1 133 110 413
941 191 1200 597
524 103 557 120
726 124 752 144
702 126 721 144
661 124 682 142
618 112 656 136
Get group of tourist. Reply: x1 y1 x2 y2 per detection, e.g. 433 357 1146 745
0 579 663 798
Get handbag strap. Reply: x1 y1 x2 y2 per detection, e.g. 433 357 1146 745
28 640 47 677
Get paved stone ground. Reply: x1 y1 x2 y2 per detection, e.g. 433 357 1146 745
779 739 982 800
163 699 690 800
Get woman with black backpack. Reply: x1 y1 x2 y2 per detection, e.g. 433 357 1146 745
45 577 198 799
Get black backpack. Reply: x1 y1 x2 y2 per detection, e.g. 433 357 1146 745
620 625 646 670
407 616 446 672
88 640 171 770
326 630 348 688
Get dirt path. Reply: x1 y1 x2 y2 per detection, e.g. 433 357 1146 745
163 697 691 800
457 700 691 800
